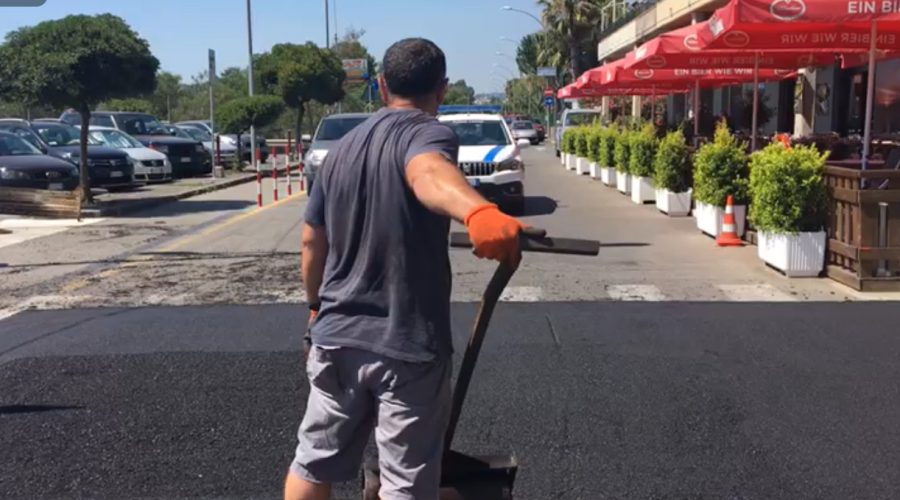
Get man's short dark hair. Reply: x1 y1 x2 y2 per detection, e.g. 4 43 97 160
382 38 446 99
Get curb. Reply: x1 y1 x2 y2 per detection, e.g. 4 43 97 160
81 173 258 218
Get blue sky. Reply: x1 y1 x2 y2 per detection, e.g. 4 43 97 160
0 0 545 94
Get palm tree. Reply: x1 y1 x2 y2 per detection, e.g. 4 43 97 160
537 0 606 81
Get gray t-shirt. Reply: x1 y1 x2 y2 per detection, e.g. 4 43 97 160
305 107 459 363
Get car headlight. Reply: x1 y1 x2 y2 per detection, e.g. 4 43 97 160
0 167 30 180
195 144 205 153
61 152 78 165
305 149 327 168
496 157 523 171
164 158 172 169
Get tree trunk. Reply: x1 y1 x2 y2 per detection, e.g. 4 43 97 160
568 9 579 81
78 107 93 205
294 102 306 153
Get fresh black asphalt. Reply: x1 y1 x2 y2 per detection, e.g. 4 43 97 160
2 303 900 499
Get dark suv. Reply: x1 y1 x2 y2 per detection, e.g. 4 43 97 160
60 111 211 177
0 119 136 191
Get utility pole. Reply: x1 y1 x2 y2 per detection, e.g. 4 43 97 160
333 0 339 47
324 0 330 49
246 0 257 171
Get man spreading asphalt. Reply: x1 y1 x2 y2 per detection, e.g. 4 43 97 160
284 38 527 500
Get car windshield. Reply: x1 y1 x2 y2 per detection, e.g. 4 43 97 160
444 120 511 146
0 124 46 150
181 127 211 142
33 123 101 146
90 129 144 149
0 133 42 156
565 112 600 126
512 121 533 130
315 117 368 141
119 114 168 135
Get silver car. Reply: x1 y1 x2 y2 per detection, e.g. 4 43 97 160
510 120 539 145
304 113 372 189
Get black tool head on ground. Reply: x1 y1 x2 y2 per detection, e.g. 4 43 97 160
449 230 600 256
363 451 517 500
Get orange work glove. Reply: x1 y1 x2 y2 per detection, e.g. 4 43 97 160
465 204 526 263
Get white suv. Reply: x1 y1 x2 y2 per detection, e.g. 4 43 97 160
438 113 527 214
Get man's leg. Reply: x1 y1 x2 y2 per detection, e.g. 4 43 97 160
374 358 452 500
285 346 375 500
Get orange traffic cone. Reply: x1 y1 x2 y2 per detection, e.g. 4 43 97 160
716 195 744 247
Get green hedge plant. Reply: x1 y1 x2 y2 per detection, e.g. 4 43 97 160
574 126 591 158
561 128 575 154
598 127 616 168
693 120 749 206
654 130 692 193
587 127 603 164
629 124 658 179
749 143 829 233
614 128 632 173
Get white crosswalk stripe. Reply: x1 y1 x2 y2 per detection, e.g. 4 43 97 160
605 284 667 301
716 284 798 302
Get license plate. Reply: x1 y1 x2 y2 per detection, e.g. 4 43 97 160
180 156 192 163
148 167 162 174
48 183 64 191
110 171 124 178
468 178 481 187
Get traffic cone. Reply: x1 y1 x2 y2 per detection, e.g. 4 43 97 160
716 195 744 247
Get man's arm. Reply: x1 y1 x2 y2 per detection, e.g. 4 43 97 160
301 223 328 306
405 151 488 223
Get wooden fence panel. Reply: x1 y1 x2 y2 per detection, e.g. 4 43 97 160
0 187 80 218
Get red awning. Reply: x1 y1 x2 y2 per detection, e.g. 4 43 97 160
627 21 837 70
585 62 797 87
698 0 900 51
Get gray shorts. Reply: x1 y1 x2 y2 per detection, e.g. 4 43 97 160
291 346 451 499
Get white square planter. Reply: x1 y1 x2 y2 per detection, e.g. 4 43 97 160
630 176 655 204
589 162 601 179
560 153 566 166
566 154 576 171
576 157 589 175
616 171 630 194
695 201 746 237
757 231 826 277
655 189 692 217
601 166 615 186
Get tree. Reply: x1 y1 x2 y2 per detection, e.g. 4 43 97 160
331 29 381 113
256 42 345 144
101 98 154 113
504 76 545 118
444 80 476 105
152 71 182 122
538 0 605 81
0 14 159 203
516 33 542 75
217 95 284 163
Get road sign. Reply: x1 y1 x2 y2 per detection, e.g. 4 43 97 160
544 96 555 107
537 67 556 78
543 88 554 97
342 59 368 81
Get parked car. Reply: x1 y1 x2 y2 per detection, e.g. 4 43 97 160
88 126 172 183
511 120 540 145
0 131 80 191
176 126 238 163
60 111 211 177
532 120 546 142
304 113 372 189
176 120 267 163
554 109 601 157
438 112 528 214
0 119 137 191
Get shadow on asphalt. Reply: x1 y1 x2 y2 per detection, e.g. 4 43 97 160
521 195 558 216
0 250 299 269
129 199 255 217
0 404 84 415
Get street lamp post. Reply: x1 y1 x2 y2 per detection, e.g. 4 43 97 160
499 36 519 45
501 6 542 27
245 0 257 171
492 63 517 79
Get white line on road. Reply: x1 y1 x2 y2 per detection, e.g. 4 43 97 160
606 284 667 301
0 218 104 250
717 284 798 302
500 286 543 302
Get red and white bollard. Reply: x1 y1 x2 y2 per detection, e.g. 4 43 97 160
255 148 262 207
285 145 293 196
272 165 279 202
287 131 293 162
299 163 305 192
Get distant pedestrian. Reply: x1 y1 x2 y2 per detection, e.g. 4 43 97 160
284 38 528 500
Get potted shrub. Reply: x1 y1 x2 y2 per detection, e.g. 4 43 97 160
574 126 591 174
749 143 829 277
693 121 750 236
561 128 575 168
614 128 632 194
598 127 617 186
654 130 693 216
587 127 603 179
629 124 658 204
